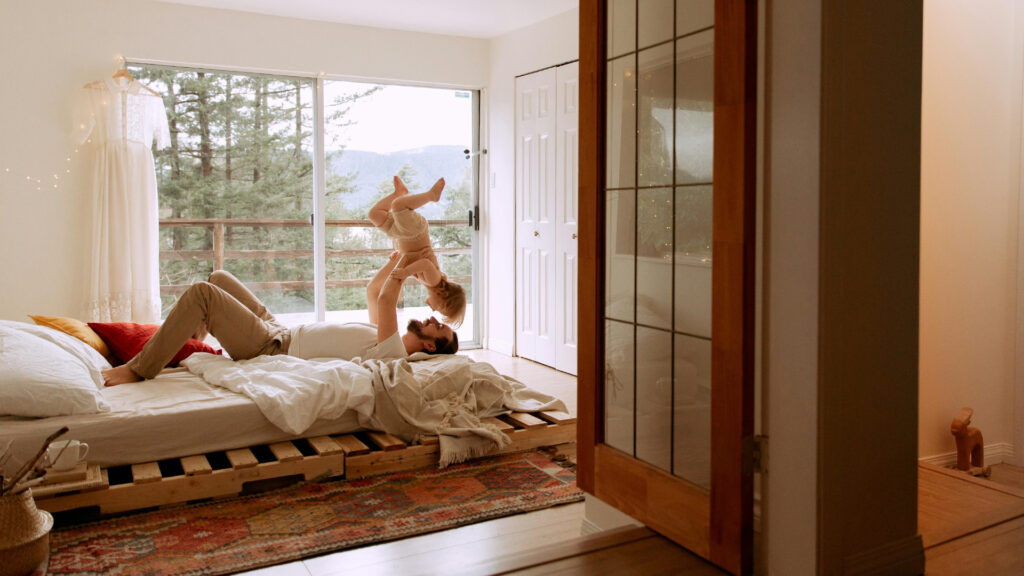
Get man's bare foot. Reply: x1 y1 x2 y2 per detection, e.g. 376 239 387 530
102 364 142 386
427 177 445 202
393 176 410 197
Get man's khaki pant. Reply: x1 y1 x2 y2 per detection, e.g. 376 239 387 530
127 270 291 378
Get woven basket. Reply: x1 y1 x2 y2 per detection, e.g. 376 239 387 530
0 490 53 576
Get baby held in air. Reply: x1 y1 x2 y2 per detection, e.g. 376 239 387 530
369 175 466 327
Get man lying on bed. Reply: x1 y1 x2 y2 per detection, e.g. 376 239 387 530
102 252 458 385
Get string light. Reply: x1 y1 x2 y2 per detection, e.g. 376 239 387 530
0 55 123 192
0 145 83 193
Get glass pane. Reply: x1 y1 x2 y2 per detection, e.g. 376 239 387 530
677 0 714 37
133 66 315 324
637 43 674 187
605 189 635 322
675 30 714 185
605 320 635 454
639 0 674 49
606 56 637 189
673 333 711 489
674 185 712 337
636 187 672 329
603 0 717 480
636 326 672 471
323 81 476 343
608 0 636 58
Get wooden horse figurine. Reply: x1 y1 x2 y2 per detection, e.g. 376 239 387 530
950 407 990 477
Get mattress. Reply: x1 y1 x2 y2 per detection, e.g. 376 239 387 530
0 367 362 472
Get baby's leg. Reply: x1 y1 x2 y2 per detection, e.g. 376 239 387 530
392 177 445 212
369 176 411 227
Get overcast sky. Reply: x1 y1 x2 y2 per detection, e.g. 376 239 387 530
324 81 472 154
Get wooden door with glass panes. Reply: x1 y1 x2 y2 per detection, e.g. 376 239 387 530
578 0 756 574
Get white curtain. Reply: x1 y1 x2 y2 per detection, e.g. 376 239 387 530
74 77 169 322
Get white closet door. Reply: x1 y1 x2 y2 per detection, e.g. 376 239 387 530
555 62 579 375
516 68 557 366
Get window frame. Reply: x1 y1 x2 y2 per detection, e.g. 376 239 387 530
129 60 482 347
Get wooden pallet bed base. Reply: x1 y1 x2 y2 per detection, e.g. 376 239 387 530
32 410 576 516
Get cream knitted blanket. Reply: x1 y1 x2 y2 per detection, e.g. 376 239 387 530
184 353 566 467
360 354 567 467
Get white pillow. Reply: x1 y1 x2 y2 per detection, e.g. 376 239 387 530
0 324 111 417
0 320 110 389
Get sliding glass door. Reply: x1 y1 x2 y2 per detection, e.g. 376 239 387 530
322 81 478 345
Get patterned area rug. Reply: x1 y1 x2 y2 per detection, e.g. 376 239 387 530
46 450 582 576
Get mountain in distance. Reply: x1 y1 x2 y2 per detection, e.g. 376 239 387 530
328 144 471 219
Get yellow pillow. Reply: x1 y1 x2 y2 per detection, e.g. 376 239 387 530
28 314 111 357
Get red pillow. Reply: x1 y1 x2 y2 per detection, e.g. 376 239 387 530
87 322 222 367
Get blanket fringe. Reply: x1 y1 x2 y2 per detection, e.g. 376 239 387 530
438 437 502 468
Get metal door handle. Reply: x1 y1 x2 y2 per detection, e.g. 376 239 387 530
572 233 577 239
534 230 540 237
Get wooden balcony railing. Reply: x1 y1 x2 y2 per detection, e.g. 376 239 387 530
159 217 472 295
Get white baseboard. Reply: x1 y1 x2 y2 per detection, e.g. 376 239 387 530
486 338 514 356
919 442 1015 467
580 517 603 536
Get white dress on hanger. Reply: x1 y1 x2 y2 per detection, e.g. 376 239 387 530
74 77 170 322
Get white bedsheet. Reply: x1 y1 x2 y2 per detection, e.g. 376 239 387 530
0 367 361 472
0 354 568 474
182 353 375 435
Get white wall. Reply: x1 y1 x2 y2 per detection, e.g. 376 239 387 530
484 8 579 354
920 0 1021 461
0 0 488 321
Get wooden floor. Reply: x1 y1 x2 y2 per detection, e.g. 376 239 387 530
237 350 724 576
237 351 1024 575
920 461 1024 575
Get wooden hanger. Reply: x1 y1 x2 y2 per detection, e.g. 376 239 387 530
113 68 162 97
85 68 161 97
111 68 133 81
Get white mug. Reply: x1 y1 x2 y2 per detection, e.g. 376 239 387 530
47 439 89 471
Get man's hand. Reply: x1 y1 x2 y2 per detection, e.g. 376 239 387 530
390 259 442 287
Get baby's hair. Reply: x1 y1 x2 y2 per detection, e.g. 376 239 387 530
434 276 466 328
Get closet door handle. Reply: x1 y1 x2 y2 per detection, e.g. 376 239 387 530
534 230 540 237
572 233 577 239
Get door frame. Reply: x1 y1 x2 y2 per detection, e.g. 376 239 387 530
578 1 758 573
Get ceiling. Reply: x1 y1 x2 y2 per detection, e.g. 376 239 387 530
153 0 579 39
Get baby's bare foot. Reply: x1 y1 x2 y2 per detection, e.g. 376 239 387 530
102 364 143 386
393 176 410 196
428 177 445 202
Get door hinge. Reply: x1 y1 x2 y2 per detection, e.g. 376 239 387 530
751 435 768 475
